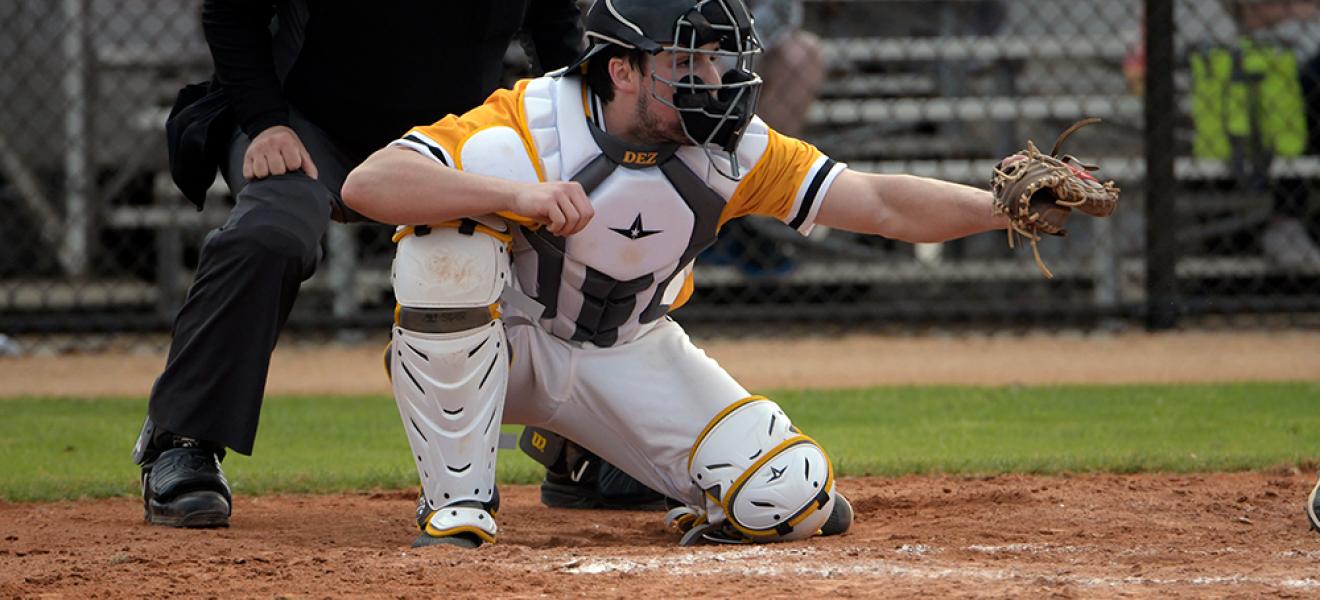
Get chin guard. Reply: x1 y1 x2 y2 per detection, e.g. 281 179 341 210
673 69 759 156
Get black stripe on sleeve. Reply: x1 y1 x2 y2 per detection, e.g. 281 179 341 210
403 134 449 166
788 158 836 230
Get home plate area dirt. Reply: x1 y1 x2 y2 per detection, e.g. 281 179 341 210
4 471 1320 598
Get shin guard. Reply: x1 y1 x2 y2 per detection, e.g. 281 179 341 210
391 222 512 537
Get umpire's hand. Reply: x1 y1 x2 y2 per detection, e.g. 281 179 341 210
244 125 320 181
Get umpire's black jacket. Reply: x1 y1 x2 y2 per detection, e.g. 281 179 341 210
169 0 585 206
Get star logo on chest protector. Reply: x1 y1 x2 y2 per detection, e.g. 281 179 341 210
609 213 662 240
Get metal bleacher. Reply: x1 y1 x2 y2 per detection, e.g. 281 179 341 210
691 14 1320 305
10 2 1315 334
43 12 1152 325
685 22 1147 305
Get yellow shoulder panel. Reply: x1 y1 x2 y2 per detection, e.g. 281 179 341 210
404 79 542 229
719 128 825 226
406 80 538 172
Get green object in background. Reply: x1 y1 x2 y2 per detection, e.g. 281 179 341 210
1190 39 1308 160
2 383 1319 501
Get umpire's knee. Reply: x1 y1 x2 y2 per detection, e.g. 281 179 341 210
211 175 331 280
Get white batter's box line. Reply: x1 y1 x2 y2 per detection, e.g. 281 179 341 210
964 542 1095 555
554 547 1320 590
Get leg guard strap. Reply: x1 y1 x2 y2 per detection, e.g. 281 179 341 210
397 306 494 333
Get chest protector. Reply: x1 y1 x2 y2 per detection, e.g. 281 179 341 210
512 76 746 347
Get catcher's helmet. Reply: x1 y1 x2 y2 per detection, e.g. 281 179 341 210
565 0 764 178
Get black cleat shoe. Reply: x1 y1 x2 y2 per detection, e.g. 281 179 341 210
141 446 231 528
412 530 485 549
540 457 668 510
519 427 668 510
1307 472 1320 534
820 492 854 537
416 487 500 530
413 490 500 548
412 500 497 549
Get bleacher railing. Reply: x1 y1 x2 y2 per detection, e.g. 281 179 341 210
1 0 1317 352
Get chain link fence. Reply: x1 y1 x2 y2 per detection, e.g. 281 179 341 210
1 0 1318 353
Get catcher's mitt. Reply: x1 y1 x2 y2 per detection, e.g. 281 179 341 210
991 117 1120 278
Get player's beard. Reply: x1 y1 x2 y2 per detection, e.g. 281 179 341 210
634 91 688 146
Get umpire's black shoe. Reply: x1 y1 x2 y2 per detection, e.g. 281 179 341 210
541 458 668 511
141 446 231 528
1307 472 1320 533
133 418 231 528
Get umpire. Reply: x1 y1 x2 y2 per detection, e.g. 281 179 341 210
133 0 584 528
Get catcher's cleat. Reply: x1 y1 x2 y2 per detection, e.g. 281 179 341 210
535 444 668 511
412 501 497 549
520 428 668 510
541 468 669 511
413 530 484 549
1307 472 1320 533
820 491 854 537
665 507 755 546
141 446 231 528
416 487 500 530
666 491 853 546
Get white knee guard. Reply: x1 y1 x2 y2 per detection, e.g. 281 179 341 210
687 396 836 542
391 219 512 536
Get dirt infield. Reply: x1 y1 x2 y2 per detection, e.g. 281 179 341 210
3 472 1319 598
3 330 1319 398
3 331 1319 598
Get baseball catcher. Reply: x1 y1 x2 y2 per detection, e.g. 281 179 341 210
991 117 1120 278
340 0 1091 549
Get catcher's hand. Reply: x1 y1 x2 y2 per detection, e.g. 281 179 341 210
991 117 1119 278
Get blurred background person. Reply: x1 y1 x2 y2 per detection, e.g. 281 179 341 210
1235 0 1320 267
1126 0 1320 268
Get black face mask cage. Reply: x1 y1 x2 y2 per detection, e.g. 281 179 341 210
647 0 763 179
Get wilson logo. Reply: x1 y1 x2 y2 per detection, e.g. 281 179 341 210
530 431 548 451
622 151 658 166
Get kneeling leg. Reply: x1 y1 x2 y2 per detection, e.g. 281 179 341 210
673 396 848 544
389 222 511 548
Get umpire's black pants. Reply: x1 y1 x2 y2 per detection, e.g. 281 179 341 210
146 110 367 455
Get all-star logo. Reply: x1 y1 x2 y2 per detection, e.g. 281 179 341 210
609 213 662 240
767 465 787 482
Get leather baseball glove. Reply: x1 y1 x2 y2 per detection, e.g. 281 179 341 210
991 117 1120 278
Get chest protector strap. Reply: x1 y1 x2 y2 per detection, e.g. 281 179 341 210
514 121 727 346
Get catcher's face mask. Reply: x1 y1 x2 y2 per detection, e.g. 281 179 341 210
655 0 763 177
566 0 764 179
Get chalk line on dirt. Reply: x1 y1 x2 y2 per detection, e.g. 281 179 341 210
555 546 1320 590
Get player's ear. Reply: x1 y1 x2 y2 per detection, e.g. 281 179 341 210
609 54 641 96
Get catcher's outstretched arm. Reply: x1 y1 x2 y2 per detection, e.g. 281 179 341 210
814 169 1008 243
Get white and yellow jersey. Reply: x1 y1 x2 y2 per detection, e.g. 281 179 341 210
391 75 846 347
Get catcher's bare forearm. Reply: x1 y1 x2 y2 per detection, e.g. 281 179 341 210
343 147 520 225
343 146 594 235
815 170 1007 243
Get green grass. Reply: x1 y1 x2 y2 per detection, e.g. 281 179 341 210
2 382 1318 501
785 383 1320 476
